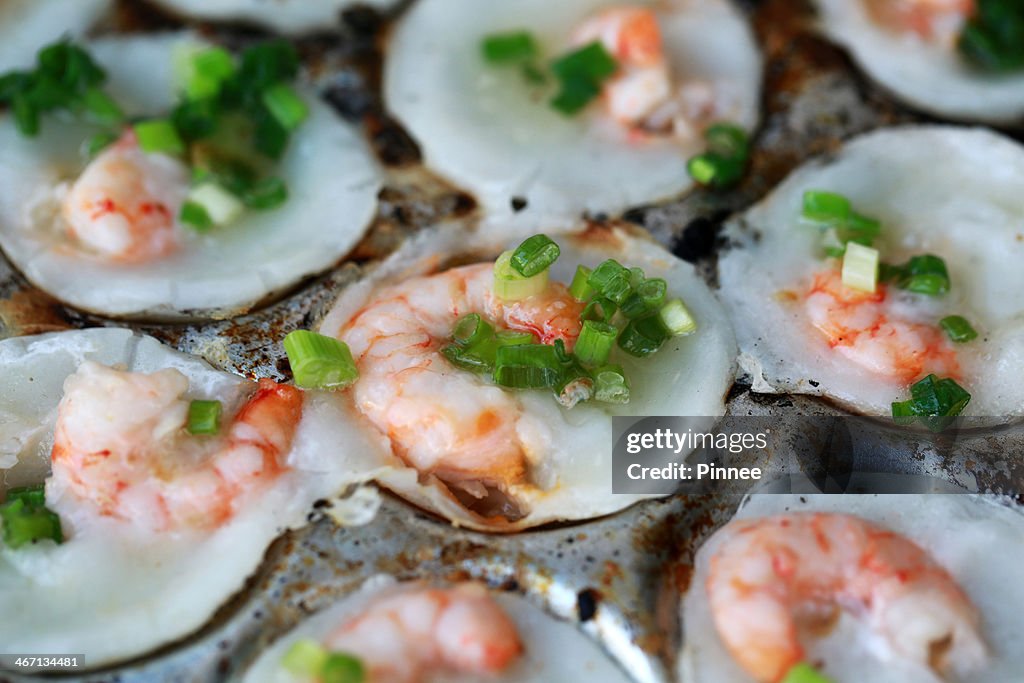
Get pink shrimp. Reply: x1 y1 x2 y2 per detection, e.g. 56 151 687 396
803 269 960 383
707 513 986 683
335 262 583 506
62 130 188 263
571 7 672 126
865 0 974 41
324 584 523 683
570 6 736 140
48 362 303 531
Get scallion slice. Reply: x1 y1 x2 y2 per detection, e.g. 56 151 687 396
841 242 879 293
704 122 749 159
482 31 539 63
802 190 850 226
574 320 617 366
781 662 835 683
883 254 950 296
581 297 617 324
281 639 328 677
687 153 744 189
620 278 667 319
187 399 222 435
262 83 309 131
569 265 594 301
587 259 632 304
618 314 670 357
494 344 562 388
940 315 978 343
187 182 245 227
497 329 536 346
188 47 236 99
321 653 366 683
659 298 697 336
133 119 185 155
550 41 618 115
594 365 630 404
283 330 359 390
0 485 63 549
180 200 214 232
890 374 971 431
452 313 493 347
493 250 549 301
442 343 494 373
510 234 560 277
242 177 288 210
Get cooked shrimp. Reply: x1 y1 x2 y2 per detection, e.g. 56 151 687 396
571 6 735 140
48 361 303 532
707 513 986 683
62 130 188 263
325 584 523 683
803 269 960 383
572 7 671 125
865 0 973 42
336 263 583 505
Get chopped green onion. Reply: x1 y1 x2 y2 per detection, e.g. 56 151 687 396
0 486 63 549
185 46 236 99
81 86 123 125
283 330 360 390
280 639 328 677
581 297 617 324
957 0 1024 73
262 83 308 131
687 153 744 189
574 320 617 366
12 94 39 136
841 242 879 293
802 190 850 226
781 662 835 683
187 182 245 227
618 314 670 357
883 254 950 296
587 259 632 304
5 485 45 508
891 374 971 431
621 278 667 319
236 39 301 94
658 298 698 336
171 97 219 141
688 123 750 189
441 343 494 373
321 652 366 683
497 329 536 346
940 315 978 343
493 250 549 301
494 344 562 388
133 119 186 155
242 177 288 210
452 313 494 347
510 234 560 277
180 201 214 232
704 122 749 158
569 265 594 302
549 41 618 115
482 31 539 63
594 365 630 404
187 400 222 435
